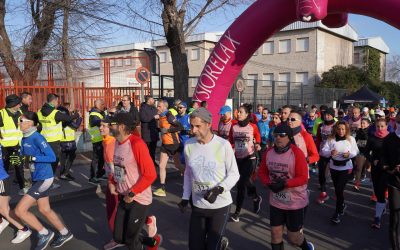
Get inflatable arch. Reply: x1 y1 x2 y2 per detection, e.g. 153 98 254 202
192 0 400 128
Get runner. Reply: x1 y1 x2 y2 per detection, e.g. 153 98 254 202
258 123 314 250
320 121 359 224
218 105 236 140
268 111 281 148
0 141 31 244
229 104 262 222
354 118 370 191
178 107 239 250
15 111 73 249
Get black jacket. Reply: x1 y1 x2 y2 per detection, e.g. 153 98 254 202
89 108 105 128
365 134 385 167
381 133 400 189
20 104 29 115
57 106 82 130
139 102 159 142
117 102 140 124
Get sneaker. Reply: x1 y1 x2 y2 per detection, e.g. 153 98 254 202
253 195 262 214
153 188 166 197
371 217 381 229
11 228 32 243
50 183 61 190
353 185 360 192
103 239 125 250
35 230 54 250
316 192 329 204
370 194 377 202
146 215 157 238
148 234 163 250
59 175 69 181
18 187 29 196
50 231 73 248
220 236 229 250
331 213 341 224
0 219 10 235
230 213 240 223
88 178 100 185
339 203 347 216
386 190 389 200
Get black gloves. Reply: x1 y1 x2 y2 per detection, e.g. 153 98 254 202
269 180 286 193
204 186 224 204
178 199 189 213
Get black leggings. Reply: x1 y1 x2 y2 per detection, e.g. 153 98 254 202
189 205 230 250
48 141 60 176
90 141 105 179
318 157 330 192
389 185 400 250
371 166 388 203
235 157 257 213
330 168 350 213
60 149 77 176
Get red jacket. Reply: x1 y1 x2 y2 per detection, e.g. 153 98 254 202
299 130 319 164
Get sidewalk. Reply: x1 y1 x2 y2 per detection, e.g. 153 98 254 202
9 152 181 206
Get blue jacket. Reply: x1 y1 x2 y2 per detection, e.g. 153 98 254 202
257 119 270 145
0 147 9 181
21 131 56 181
303 115 316 134
176 113 190 145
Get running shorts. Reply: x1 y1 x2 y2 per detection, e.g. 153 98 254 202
160 144 180 157
27 178 54 200
270 205 306 232
0 178 11 196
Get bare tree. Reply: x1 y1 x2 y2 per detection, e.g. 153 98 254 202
387 54 400 83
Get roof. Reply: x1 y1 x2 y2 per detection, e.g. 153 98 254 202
342 85 383 103
96 41 152 55
354 37 390 54
151 32 223 47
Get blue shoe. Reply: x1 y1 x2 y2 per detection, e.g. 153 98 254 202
50 231 73 248
35 230 54 250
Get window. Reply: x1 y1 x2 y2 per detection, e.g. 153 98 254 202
110 59 115 67
262 73 274 86
278 73 290 86
124 58 131 66
191 48 200 61
354 52 361 64
247 74 258 87
262 41 274 54
159 52 167 63
116 59 123 67
296 72 309 85
279 39 291 53
296 38 309 52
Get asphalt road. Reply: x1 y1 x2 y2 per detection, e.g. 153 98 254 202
0 174 391 250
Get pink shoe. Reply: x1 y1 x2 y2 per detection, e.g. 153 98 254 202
146 215 157 238
104 239 124 250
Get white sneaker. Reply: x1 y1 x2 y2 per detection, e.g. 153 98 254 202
0 219 10 235
11 228 32 243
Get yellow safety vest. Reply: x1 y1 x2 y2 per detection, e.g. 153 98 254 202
169 108 178 116
88 112 103 143
37 109 62 142
61 126 76 142
0 109 22 147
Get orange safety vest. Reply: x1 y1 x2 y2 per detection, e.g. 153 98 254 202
159 114 180 145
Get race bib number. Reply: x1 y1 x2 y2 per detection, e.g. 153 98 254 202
273 191 291 203
114 164 126 183
235 140 248 152
192 181 210 194
357 140 367 148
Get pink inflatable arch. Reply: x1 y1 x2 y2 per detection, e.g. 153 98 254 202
192 0 400 128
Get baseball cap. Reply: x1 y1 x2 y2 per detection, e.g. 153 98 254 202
111 112 137 128
5 94 21 108
219 105 232 115
362 107 369 112
179 102 187 108
375 109 385 117
190 107 212 123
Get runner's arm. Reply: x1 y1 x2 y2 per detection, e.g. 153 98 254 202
258 149 271 186
286 147 308 188
33 135 56 163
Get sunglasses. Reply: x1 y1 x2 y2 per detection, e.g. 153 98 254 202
19 119 31 123
309 116 315 118
108 112 115 115
273 132 288 138
178 107 186 109
289 118 300 122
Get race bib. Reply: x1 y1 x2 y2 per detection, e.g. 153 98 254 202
192 181 211 194
357 139 367 148
273 191 291 203
105 163 114 175
235 140 248 152
114 164 126 183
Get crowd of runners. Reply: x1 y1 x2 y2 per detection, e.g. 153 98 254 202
0 91 399 250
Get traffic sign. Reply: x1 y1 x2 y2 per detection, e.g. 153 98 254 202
236 79 245 92
135 67 151 85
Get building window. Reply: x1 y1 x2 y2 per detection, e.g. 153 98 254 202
296 38 309 52
110 59 115 67
354 52 361 64
190 78 198 87
159 52 167 63
262 73 274 86
278 72 290 86
279 39 291 53
296 72 309 85
262 41 274 54
191 48 200 61
116 59 123 67
124 58 131 66
247 74 258 87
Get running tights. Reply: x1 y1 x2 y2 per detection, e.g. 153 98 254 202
318 157 329 192
371 166 388 203
389 185 400 250
235 157 257 213
330 169 350 213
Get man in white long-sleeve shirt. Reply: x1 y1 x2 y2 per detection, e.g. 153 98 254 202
178 108 240 250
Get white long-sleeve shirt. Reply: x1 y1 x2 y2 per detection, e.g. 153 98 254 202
321 136 359 171
183 135 240 209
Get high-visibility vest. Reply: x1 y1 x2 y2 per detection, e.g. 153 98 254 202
37 109 62 142
0 109 22 147
61 126 76 142
88 112 103 143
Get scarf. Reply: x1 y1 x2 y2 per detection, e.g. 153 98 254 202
324 119 335 125
352 115 361 122
274 143 291 154
335 134 346 141
23 127 37 138
238 117 250 127
375 129 389 138
292 126 301 136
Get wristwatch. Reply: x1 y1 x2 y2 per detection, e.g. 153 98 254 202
128 192 135 198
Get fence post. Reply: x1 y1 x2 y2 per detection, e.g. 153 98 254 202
271 80 275 110
301 83 304 107
253 79 258 109
160 75 164 98
287 81 291 105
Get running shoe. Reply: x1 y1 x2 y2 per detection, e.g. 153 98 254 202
316 192 329 204
146 215 157 238
331 213 341 224
88 178 100 185
0 219 10 235
230 213 240 223
35 230 54 250
370 194 377 202
220 236 229 250
65 174 75 181
103 239 125 250
11 227 32 243
50 231 73 248
307 242 315 250
148 234 163 250
371 217 381 229
153 188 166 197
339 203 347 216
385 190 389 200
253 195 262 214
353 181 360 192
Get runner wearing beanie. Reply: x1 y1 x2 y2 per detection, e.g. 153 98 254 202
259 123 314 250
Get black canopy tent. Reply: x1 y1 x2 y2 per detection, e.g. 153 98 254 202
341 85 383 104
